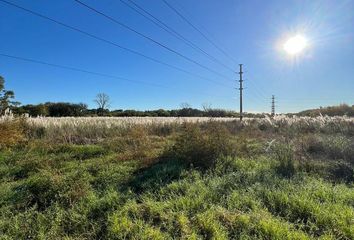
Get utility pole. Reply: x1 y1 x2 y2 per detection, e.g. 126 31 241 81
238 64 243 121
271 95 275 117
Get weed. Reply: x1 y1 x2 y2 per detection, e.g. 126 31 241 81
167 122 235 169
273 143 297 178
330 160 354 183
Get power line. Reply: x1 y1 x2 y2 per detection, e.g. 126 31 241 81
162 0 237 64
278 98 350 101
0 53 166 88
0 53 233 100
162 0 274 103
73 0 232 81
244 79 268 101
245 89 267 105
0 0 230 88
247 80 268 99
120 0 235 73
81 0 274 109
241 70 270 99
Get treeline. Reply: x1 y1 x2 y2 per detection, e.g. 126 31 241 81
12 102 354 118
14 103 88 117
298 104 354 117
12 102 264 118
110 108 243 117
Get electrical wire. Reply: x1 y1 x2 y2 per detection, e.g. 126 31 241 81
73 0 232 81
162 0 238 64
0 53 167 88
0 0 231 88
0 53 234 100
120 0 236 73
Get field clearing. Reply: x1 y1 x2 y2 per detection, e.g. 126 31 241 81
0 115 353 239
26 116 237 127
1 0 353 238
2 115 354 127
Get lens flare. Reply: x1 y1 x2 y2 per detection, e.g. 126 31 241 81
283 35 307 55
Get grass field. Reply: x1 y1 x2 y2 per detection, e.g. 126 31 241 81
0 116 353 239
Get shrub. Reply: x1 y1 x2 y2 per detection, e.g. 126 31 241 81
124 125 152 159
167 122 235 169
330 160 354 183
325 136 353 163
303 135 325 154
0 118 26 148
129 159 186 192
11 171 62 210
66 145 107 160
10 157 43 180
214 156 238 175
26 125 46 139
273 143 296 178
302 135 354 164
102 125 154 161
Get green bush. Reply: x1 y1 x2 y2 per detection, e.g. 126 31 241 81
46 144 107 160
330 160 354 183
129 159 186 192
325 136 354 163
273 143 296 178
304 135 354 163
102 125 154 160
11 171 62 210
68 145 107 160
167 122 235 169
303 135 325 154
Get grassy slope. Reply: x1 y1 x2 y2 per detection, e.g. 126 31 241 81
0 121 353 239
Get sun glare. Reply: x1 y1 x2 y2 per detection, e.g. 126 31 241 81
283 35 307 55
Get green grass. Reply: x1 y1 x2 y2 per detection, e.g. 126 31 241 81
0 121 353 239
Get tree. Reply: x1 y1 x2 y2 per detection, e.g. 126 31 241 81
16 104 49 116
202 102 212 112
180 102 191 109
94 93 110 115
0 76 20 115
179 102 190 116
47 102 87 117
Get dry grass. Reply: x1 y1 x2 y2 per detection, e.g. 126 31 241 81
0 118 26 148
0 115 353 239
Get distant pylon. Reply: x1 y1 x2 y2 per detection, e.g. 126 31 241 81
238 64 243 121
271 95 275 117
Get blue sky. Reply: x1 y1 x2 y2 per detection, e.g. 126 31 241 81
0 0 353 112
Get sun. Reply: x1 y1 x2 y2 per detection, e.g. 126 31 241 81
283 35 307 55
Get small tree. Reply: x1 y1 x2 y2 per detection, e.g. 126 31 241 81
202 102 212 112
180 102 191 109
0 76 20 115
94 93 110 115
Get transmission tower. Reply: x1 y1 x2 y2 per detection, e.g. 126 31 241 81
271 95 275 117
238 64 243 121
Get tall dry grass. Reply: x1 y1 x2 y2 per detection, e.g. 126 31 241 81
0 118 27 148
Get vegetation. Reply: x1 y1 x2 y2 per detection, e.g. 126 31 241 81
94 93 111 116
298 104 354 117
14 102 88 117
0 116 353 239
13 103 247 118
0 76 19 115
12 97 354 118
